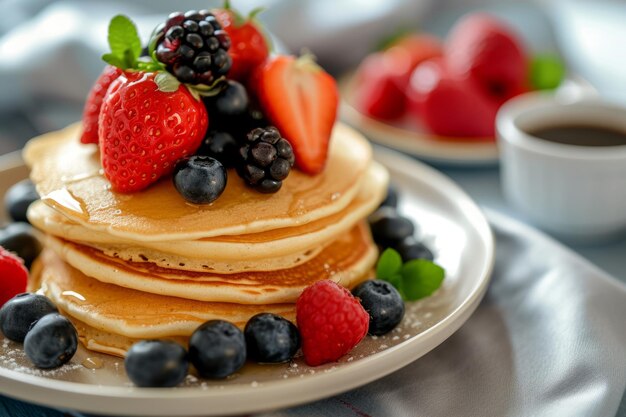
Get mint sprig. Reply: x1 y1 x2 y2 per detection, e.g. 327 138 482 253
102 15 143 70
376 248 445 301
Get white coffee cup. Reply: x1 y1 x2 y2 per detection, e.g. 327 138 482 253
497 93 626 242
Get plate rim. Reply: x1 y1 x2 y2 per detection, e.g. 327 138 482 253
0 147 495 416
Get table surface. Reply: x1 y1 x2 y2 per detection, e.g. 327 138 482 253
1 154 625 416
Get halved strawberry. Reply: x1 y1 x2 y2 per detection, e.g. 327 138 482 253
250 55 338 175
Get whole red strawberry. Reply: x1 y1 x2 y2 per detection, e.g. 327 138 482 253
98 72 208 193
80 65 123 144
213 2 269 82
251 55 338 175
296 280 369 366
0 247 28 307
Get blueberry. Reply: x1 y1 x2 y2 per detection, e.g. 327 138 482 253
379 184 398 209
198 131 239 168
4 179 39 223
353 280 405 336
210 81 249 118
24 313 77 369
0 223 42 269
125 340 188 387
0 293 57 342
395 237 434 262
173 156 227 205
244 313 300 363
189 320 246 379
368 208 415 248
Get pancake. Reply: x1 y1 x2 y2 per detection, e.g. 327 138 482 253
46 222 377 304
24 122 372 242
36 250 298 357
28 162 389 272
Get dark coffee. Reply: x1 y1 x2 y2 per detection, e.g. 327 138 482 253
529 125 626 147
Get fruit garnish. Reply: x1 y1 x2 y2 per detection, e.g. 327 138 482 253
0 248 29 308
251 54 338 175
4 179 38 224
150 10 232 85
446 13 529 105
407 58 498 137
213 0 270 82
80 66 123 145
125 340 189 387
296 280 369 366
369 207 415 248
0 292 57 342
0 223 42 269
99 72 208 193
530 54 566 91
173 156 227 204
352 280 405 336
376 248 445 301
204 80 249 118
396 237 434 262
189 320 246 379
24 313 78 369
237 126 295 193
244 313 300 363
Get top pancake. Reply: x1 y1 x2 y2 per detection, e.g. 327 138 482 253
24 122 372 241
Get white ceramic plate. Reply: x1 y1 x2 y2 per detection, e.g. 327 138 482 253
0 148 494 416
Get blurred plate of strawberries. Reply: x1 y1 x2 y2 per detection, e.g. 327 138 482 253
341 13 568 166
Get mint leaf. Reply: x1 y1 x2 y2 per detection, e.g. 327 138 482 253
102 53 124 69
401 259 445 301
107 15 142 69
530 54 566 91
376 248 402 281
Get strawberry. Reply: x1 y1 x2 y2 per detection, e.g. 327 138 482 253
389 33 443 70
98 72 208 193
213 2 269 82
0 247 28 307
80 65 123 144
353 50 412 121
446 13 529 104
251 55 338 175
407 58 498 137
296 280 369 366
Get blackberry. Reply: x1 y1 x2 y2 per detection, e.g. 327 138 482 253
152 10 231 85
238 127 295 193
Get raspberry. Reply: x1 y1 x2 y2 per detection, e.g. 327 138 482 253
296 280 369 366
0 246 28 307
237 126 294 194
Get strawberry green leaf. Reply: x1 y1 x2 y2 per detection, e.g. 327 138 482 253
401 259 445 301
155 72 181 93
102 53 125 69
376 248 403 281
107 15 142 69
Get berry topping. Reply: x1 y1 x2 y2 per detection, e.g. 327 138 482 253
152 10 232 85
80 65 123 145
189 320 246 379
98 72 208 193
368 207 416 248
244 313 300 364
173 156 227 204
352 280 405 336
0 223 42 269
213 2 269 82
125 340 189 387
197 130 240 167
205 80 249 118
4 179 39 224
396 237 434 262
24 313 78 369
238 126 294 193
0 293 57 342
0 249 29 309
250 54 338 175
296 280 369 366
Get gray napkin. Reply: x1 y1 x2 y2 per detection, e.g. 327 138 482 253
261 210 626 417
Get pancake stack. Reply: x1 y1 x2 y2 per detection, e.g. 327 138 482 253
24 122 388 357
